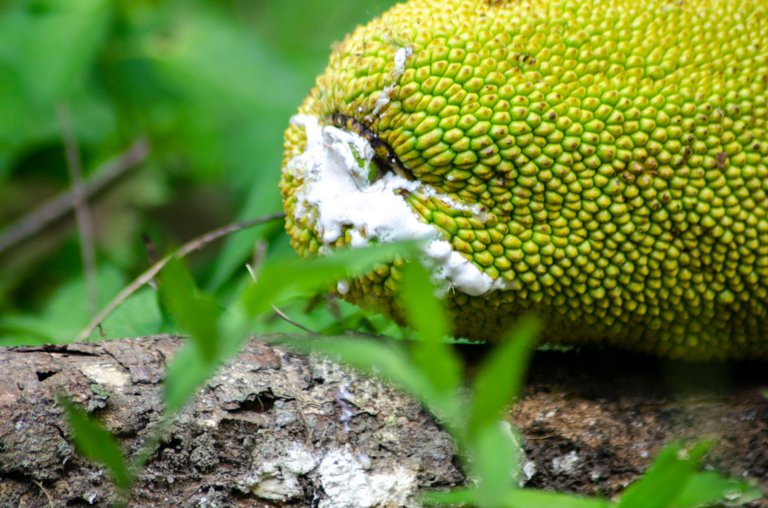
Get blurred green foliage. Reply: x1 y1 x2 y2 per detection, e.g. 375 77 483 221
0 0 398 343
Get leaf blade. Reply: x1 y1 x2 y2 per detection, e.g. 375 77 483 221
61 398 133 491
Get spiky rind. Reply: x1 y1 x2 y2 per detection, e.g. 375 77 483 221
281 0 768 360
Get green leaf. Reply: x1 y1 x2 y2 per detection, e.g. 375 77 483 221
467 315 541 436
99 287 164 339
617 442 712 508
145 7 302 115
500 489 613 508
0 265 125 345
424 487 613 508
399 261 461 397
60 398 133 492
0 0 111 106
164 298 260 416
158 257 220 362
471 422 525 505
242 242 421 317
671 471 763 508
163 342 219 415
205 140 286 291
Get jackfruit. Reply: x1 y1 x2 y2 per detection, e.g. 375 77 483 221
280 0 768 360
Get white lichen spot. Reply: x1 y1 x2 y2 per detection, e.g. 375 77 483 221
79 364 130 388
287 115 514 297
522 460 537 482
284 442 318 475
248 443 317 502
318 447 415 508
250 462 301 501
551 450 581 476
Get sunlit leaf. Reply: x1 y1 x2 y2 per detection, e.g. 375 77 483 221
0 265 124 344
145 7 301 114
98 287 164 339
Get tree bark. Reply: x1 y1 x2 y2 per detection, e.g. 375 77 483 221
1 336 766 507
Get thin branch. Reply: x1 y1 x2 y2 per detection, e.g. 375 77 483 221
57 104 99 317
76 212 286 342
0 138 149 256
271 305 318 335
31 479 55 508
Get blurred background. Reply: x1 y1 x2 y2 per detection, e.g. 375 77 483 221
0 0 399 344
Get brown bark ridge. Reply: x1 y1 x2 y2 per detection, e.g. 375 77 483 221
0 336 460 507
1 336 767 507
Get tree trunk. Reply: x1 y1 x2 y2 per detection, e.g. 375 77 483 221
1 336 766 507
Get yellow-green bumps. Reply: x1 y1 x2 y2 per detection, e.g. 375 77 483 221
281 0 768 360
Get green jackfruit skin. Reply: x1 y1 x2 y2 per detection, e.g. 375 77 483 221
281 0 768 360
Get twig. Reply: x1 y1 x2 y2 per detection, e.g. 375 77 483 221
0 138 150 256
271 305 318 335
76 212 286 342
31 479 54 508
57 104 99 317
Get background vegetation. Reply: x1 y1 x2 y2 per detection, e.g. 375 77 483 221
0 0 399 344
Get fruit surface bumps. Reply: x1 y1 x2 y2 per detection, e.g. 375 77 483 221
281 0 768 359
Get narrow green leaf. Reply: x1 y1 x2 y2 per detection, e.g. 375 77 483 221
242 242 421 316
163 342 219 415
471 422 524 505
399 261 450 344
617 442 712 508
467 315 541 436
60 398 133 491
158 257 220 362
399 261 461 397
164 305 251 416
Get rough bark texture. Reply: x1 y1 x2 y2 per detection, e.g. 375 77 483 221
1 336 767 507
